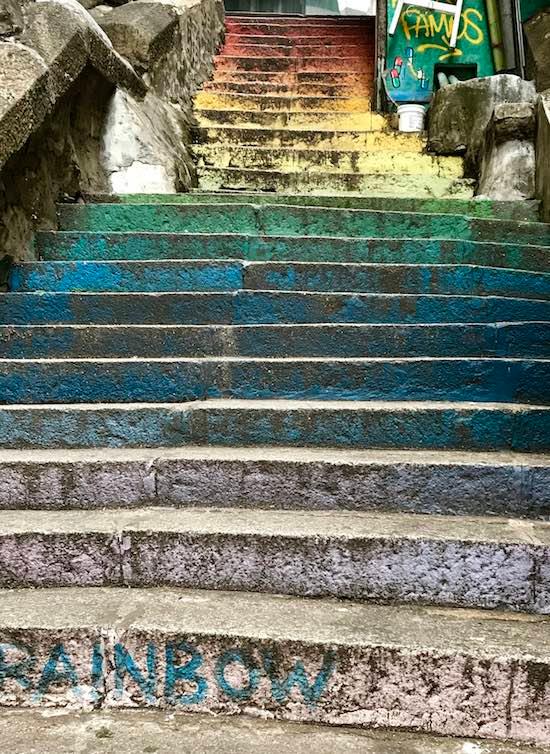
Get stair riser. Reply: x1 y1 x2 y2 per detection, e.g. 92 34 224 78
1 359 549 405
82 193 542 222
213 71 373 84
195 148 459 177
4 293 550 325
37 233 550 273
203 82 369 97
194 109 386 128
0 527 547 613
0 618 546 744
3 324 548 359
56 206 550 246
195 93 372 112
2 454 548 517
10 261 550 299
221 44 372 58
0 405 547 451
213 56 374 73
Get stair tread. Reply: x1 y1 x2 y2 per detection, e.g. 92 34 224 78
5 710 547 754
1 585 547 655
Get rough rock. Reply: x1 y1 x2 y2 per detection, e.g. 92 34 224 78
524 8 550 93
102 89 195 193
537 92 550 222
428 75 537 165
97 1 179 73
0 0 28 36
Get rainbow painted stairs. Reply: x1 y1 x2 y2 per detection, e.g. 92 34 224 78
0 13 550 753
193 14 469 197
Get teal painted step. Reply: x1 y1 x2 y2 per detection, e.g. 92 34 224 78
0 399 548 451
1 358 549 404
10 261 550 299
37 233 550 273
56 204 550 245
3 292 550 325
3 323 549 358
87 192 541 221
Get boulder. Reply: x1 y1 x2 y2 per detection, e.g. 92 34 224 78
97 1 179 73
524 8 550 93
428 75 537 164
477 103 536 201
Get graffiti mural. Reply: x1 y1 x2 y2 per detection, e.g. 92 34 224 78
386 0 494 102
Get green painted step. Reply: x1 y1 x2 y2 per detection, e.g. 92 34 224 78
4 323 548 359
85 192 541 221
56 204 550 245
37 233 550 272
0 399 548 451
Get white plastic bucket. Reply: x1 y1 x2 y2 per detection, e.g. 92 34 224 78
397 104 426 133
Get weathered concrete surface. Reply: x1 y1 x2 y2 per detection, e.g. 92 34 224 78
2 323 550 359
537 92 550 223
0 356 550 405
2 709 549 753
478 103 536 201
0 446 549 518
37 232 550 272
524 8 550 93
0 0 30 37
427 75 537 165
0 587 549 743
0 399 548 452
55 203 550 245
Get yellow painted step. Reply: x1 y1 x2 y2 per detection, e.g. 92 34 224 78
194 91 372 112
194 145 464 179
194 109 388 131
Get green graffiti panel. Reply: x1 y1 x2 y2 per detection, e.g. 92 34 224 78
386 0 495 103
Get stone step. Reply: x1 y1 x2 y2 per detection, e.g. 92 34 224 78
5 710 548 754
194 92 372 112
212 55 374 73
3 323 548 359
213 70 374 84
193 108 386 129
197 166 474 197
37 232 550 272
0 399 548 451
225 20 375 34
1 587 547 741
4 292 550 325
194 145 461 178
86 191 541 222
0 506 549 612
193 126 424 151
9 261 550 299
221 43 372 58
229 32 374 44
2 445 548 518
56 204 550 245
203 81 369 97
1 357 549 405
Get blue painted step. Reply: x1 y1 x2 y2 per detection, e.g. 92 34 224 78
1 358 548 404
3 292 550 325
0 400 547 451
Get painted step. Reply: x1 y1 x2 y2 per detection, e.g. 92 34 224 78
193 108 386 129
2 445 549 518
193 126 424 152
0 506 549 613
213 71 374 85
221 43 372 58
6 711 548 754
197 167 473 196
230 32 374 44
3 324 549 359
56 204 550 245
4 292 550 325
9 261 550 300
90 191 542 222
1 588 548 742
0 399 548 451
37 233 550 272
194 92 372 112
212 56 374 73
225 20 375 34
194 145 463 178
2 357 550 405
203 81 370 97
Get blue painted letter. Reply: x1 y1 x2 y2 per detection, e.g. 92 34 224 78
114 642 157 702
37 643 79 696
0 642 35 691
262 650 336 706
165 641 207 705
215 648 260 701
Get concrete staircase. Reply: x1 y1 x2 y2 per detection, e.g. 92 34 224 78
192 15 470 197
0 191 550 748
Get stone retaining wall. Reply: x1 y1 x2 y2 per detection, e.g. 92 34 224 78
537 93 550 223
